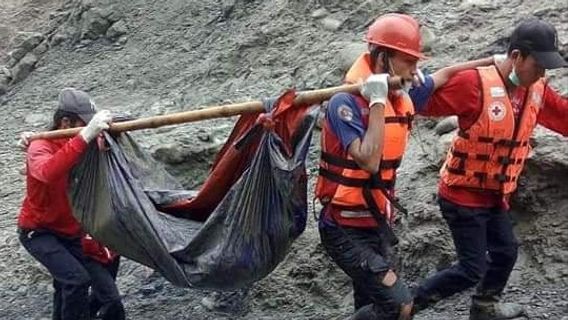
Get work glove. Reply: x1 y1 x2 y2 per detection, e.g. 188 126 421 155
79 110 112 143
16 131 34 150
413 69 426 86
493 53 507 65
360 74 389 107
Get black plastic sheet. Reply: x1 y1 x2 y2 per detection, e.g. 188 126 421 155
69 97 317 289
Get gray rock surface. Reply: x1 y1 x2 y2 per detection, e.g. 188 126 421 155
0 0 567 320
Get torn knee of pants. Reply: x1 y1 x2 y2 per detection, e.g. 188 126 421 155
385 277 412 306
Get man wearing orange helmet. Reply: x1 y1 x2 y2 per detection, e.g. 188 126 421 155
412 19 568 320
315 13 496 320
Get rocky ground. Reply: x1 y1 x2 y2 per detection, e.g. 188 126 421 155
0 0 567 319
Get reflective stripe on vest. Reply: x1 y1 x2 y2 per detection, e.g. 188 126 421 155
440 66 544 194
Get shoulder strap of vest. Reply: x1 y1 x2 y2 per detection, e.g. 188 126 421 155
344 53 373 84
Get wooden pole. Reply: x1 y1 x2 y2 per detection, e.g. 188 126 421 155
29 79 401 141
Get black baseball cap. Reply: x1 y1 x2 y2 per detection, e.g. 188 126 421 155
509 19 567 69
57 88 96 123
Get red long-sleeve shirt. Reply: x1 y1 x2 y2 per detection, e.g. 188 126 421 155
18 136 88 237
421 70 568 208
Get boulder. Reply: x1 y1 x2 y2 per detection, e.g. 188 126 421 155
336 42 367 72
10 53 38 84
434 116 458 136
106 20 128 39
80 8 112 40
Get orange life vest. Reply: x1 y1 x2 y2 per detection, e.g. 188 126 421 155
440 66 545 195
316 52 414 228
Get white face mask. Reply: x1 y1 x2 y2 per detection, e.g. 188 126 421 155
400 80 412 94
508 67 521 87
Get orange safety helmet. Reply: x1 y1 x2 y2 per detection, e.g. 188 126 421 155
365 13 425 59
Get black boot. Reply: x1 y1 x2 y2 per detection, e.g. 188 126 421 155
469 294 526 320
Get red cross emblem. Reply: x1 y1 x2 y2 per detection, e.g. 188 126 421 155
489 102 506 121
492 106 502 116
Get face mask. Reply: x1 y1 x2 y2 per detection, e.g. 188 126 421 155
508 67 521 87
401 80 412 94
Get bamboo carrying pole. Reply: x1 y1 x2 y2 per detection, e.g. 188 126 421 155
29 78 402 141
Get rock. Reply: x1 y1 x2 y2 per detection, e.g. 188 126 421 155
460 0 498 10
311 8 329 19
100 6 124 23
10 53 38 84
80 8 112 40
48 10 70 23
116 36 128 46
50 33 68 47
24 113 50 126
196 129 212 142
421 26 436 52
8 48 29 63
6 57 18 68
458 34 470 42
219 0 237 20
11 32 44 52
0 76 9 96
319 17 342 31
336 42 367 72
0 66 11 79
32 41 49 56
8 32 44 62
106 20 128 39
434 116 458 136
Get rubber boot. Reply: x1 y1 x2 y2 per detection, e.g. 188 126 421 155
469 295 527 320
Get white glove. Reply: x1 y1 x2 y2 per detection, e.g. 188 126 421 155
16 131 35 150
79 110 112 143
413 69 426 86
360 74 389 108
493 54 507 65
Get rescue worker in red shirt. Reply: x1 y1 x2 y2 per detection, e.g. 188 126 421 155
18 88 112 320
412 19 568 320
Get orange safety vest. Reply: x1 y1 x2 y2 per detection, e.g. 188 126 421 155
441 66 545 195
316 52 414 228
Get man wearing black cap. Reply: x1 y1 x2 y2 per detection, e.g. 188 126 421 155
411 19 568 319
18 88 112 320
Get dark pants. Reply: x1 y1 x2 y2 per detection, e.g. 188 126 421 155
19 229 91 320
414 197 519 307
85 257 125 320
319 220 411 320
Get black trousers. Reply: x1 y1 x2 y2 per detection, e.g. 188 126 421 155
319 219 411 320
85 257 125 320
19 229 91 320
414 197 519 305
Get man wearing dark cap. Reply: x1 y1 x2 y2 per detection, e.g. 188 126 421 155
411 19 568 319
18 88 112 320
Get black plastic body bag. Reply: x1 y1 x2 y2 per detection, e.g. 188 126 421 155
68 100 317 290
